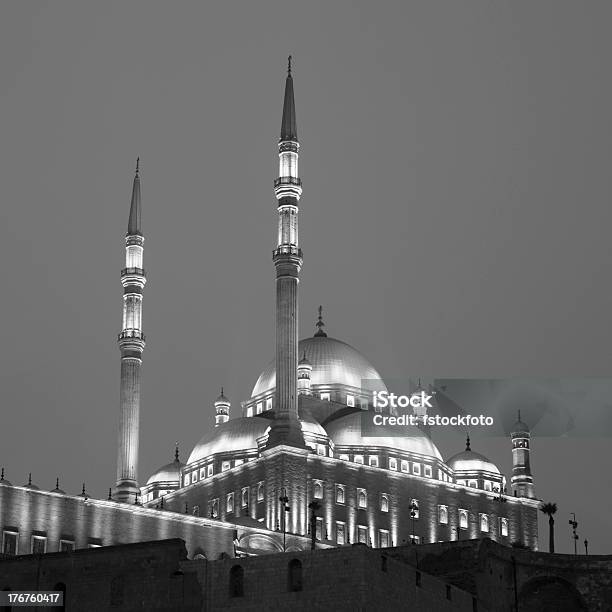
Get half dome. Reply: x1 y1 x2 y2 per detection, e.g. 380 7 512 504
252 336 386 397
146 458 185 486
447 449 501 474
325 411 443 460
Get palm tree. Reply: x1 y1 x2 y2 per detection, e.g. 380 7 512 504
540 502 557 553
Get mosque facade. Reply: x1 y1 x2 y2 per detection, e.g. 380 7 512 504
0 62 539 560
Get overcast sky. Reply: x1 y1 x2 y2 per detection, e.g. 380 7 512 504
0 1 610 554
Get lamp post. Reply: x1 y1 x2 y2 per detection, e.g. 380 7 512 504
584 538 589 555
409 501 418 544
308 500 321 551
569 513 578 555
279 488 290 552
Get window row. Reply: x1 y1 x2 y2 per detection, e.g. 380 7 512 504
208 483 265 518
439 508 508 536
184 457 253 487
336 454 450 481
2 531 102 556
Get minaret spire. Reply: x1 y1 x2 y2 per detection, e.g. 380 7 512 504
127 157 142 236
267 59 305 449
113 162 147 502
280 56 298 142
314 305 327 337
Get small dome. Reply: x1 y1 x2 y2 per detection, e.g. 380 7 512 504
325 411 443 460
23 474 39 490
252 336 386 397
51 478 66 494
215 389 230 405
0 469 12 486
447 449 501 474
147 460 184 485
298 352 312 366
188 417 271 465
512 411 530 433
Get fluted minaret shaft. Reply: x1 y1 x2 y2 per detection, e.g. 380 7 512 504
113 161 146 502
268 59 306 448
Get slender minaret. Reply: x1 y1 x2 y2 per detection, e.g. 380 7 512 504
510 410 536 498
113 159 146 502
267 57 305 449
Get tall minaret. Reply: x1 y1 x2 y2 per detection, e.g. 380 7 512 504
113 159 147 502
510 411 536 498
267 57 306 449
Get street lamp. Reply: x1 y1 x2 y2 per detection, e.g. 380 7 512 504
279 488 290 552
409 501 418 544
569 513 579 555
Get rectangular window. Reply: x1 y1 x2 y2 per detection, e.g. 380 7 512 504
317 444 326 456
2 531 17 555
313 481 323 499
226 493 234 513
222 461 231 472
315 517 323 541
369 455 379 467
246 406 253 417
500 517 509 537
484 481 492 491
336 522 346 545
31 535 46 555
424 465 432 478
379 530 389 548
191 471 198 483
184 475 190 486
234 459 244 467
339 454 349 461
401 460 409 473
59 539 74 552
354 455 364 464
336 485 345 504
320 392 330 401
358 525 368 544
200 467 206 480
241 487 249 508
256 402 263 414
412 463 421 476
207 464 213 477
346 394 355 407
389 457 397 470
257 482 264 502
266 398 273 411
468 480 477 488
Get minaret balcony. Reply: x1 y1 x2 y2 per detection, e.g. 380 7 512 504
274 176 302 188
273 245 303 258
121 267 146 278
118 329 146 341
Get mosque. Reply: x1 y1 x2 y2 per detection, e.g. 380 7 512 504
0 61 539 559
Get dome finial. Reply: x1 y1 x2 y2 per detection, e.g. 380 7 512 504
135 156 140 176
56 477 59 489
465 433 471 451
28 472 32 486
288 55 292 76
108 487 112 500
82 482 86 496
314 305 327 337
0 468 4 481
174 441 180 462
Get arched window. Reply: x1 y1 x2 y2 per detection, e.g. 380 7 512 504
380 495 389 513
336 486 345 504
288 559 303 592
229 565 244 597
357 489 367 508
1 587 12 612
110 576 124 606
313 482 323 499
459 509 468 529
53 583 66 612
480 513 489 532
439 505 448 524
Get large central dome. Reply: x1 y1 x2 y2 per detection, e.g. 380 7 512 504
251 335 386 397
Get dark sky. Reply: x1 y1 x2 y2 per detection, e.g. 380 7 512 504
0 2 610 554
